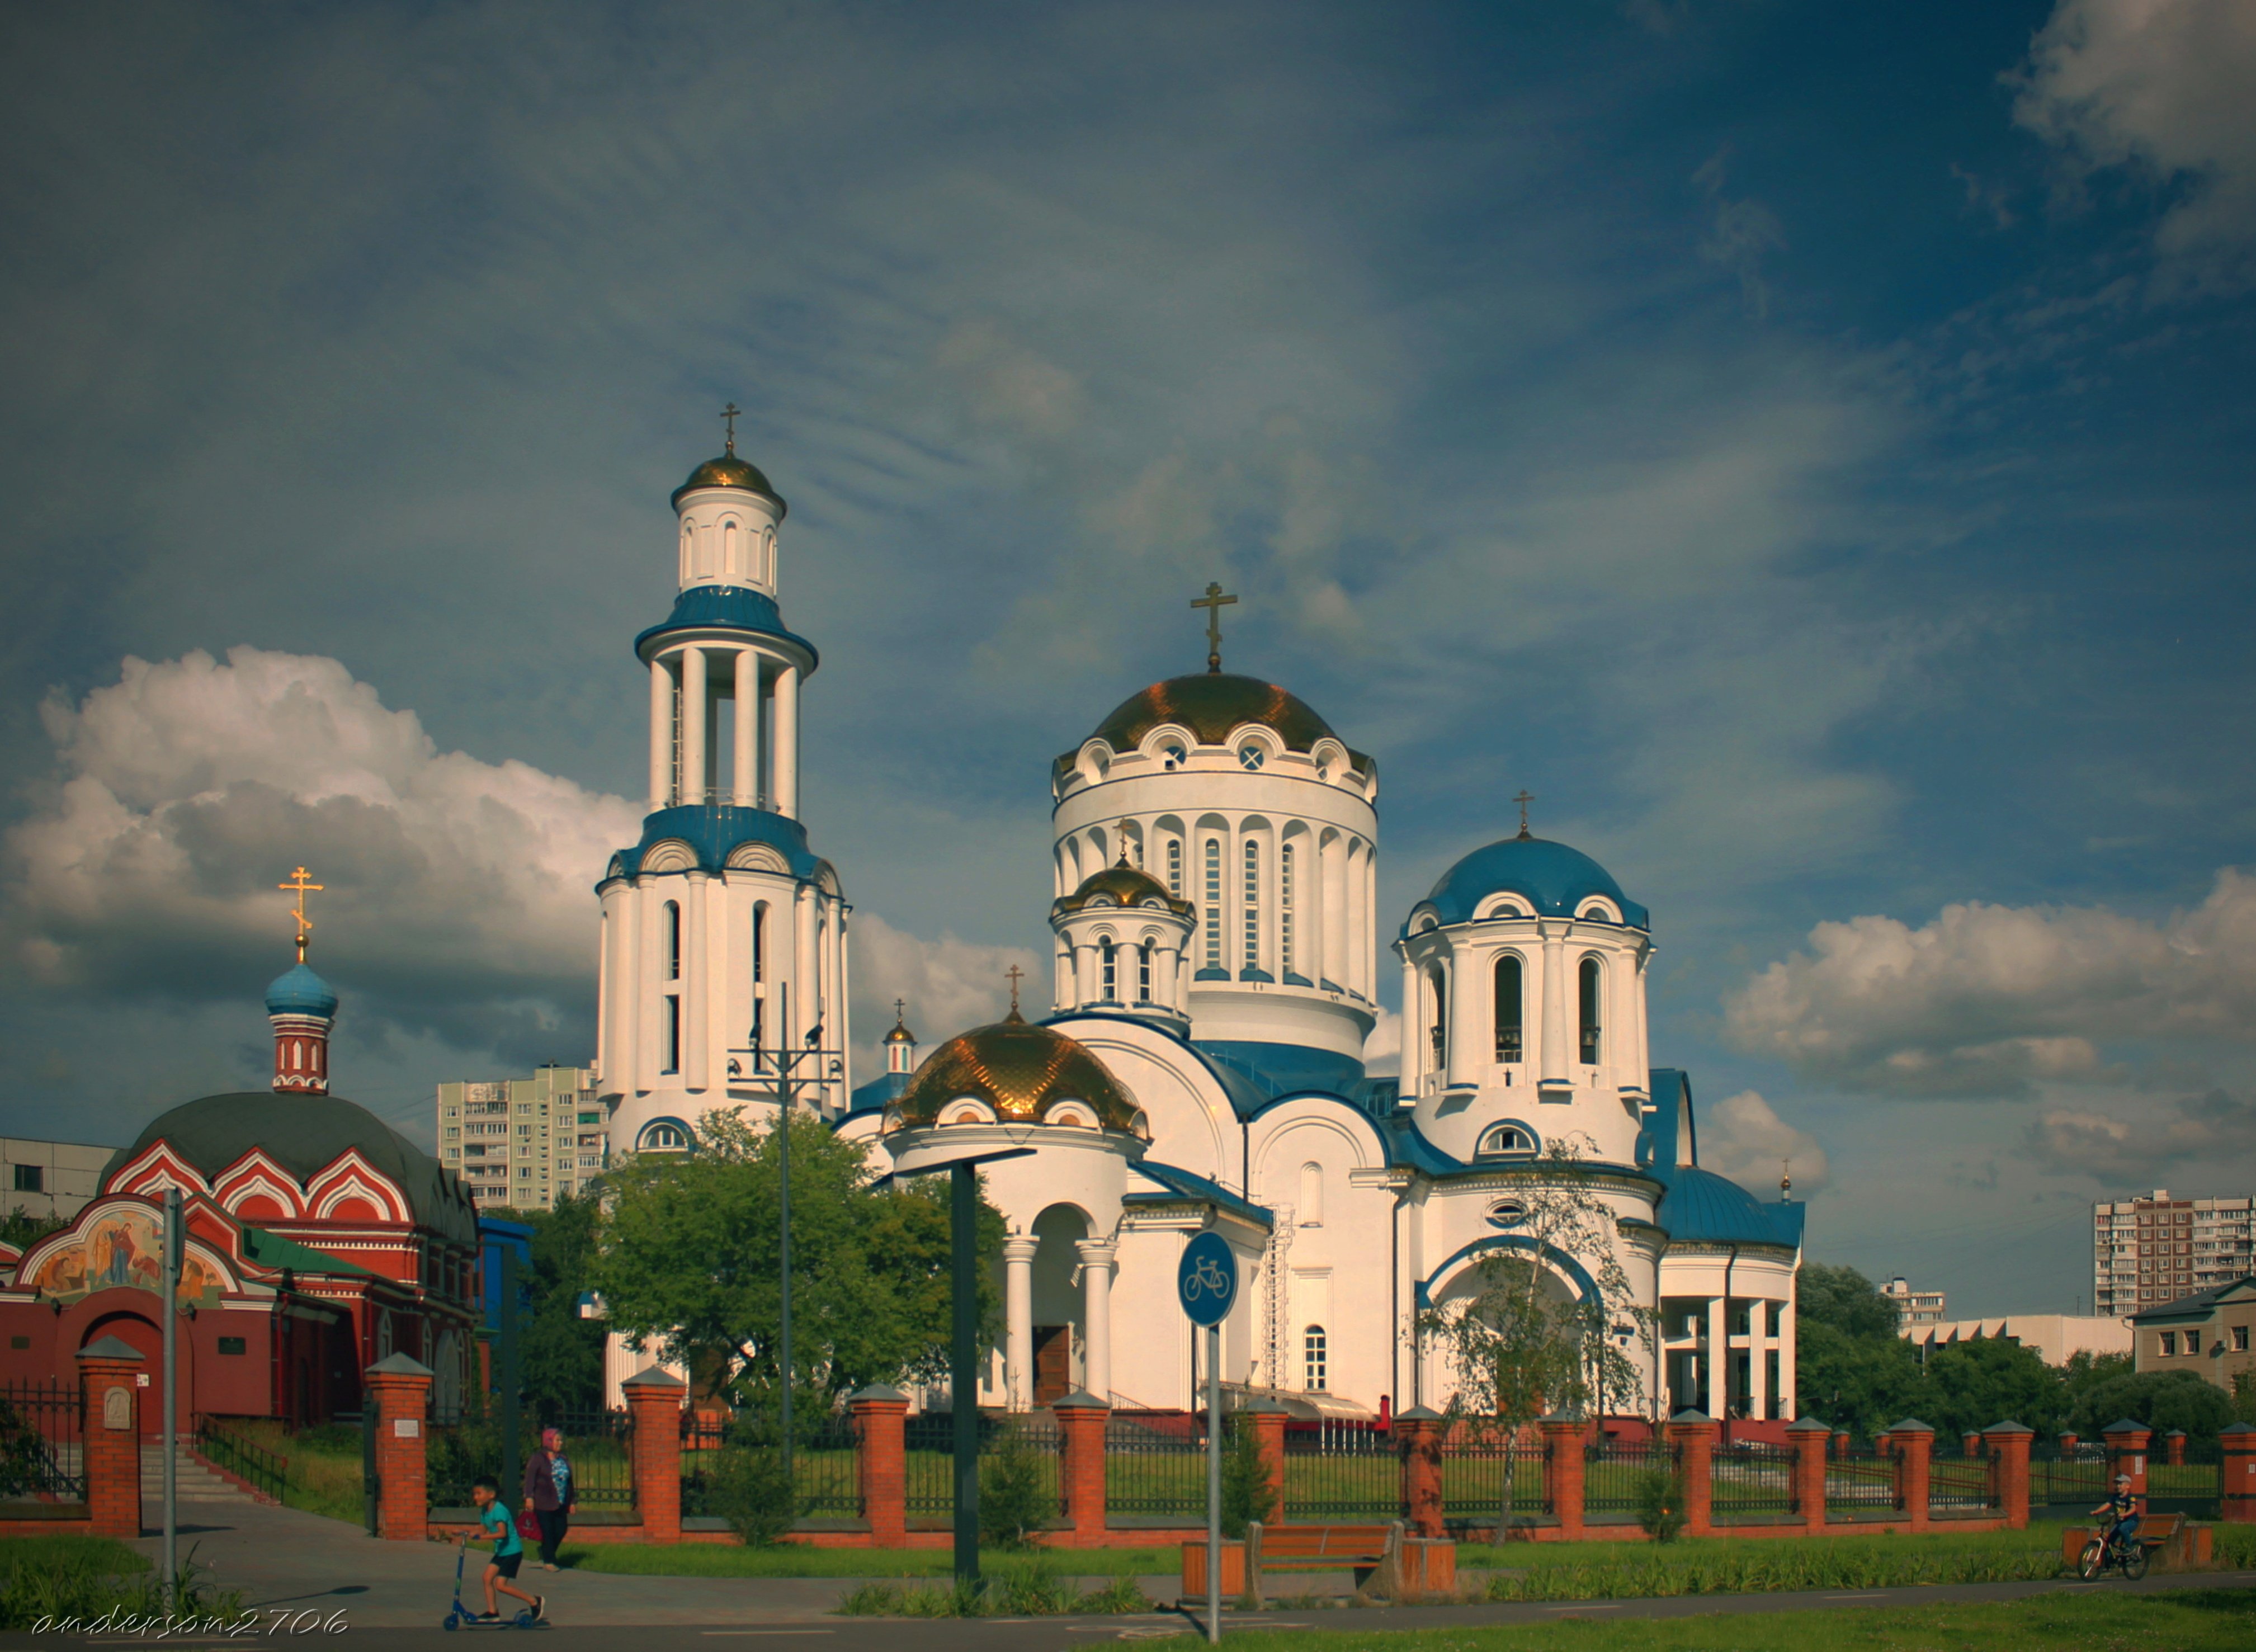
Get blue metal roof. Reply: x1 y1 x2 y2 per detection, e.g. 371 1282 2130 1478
848 1070 911 1116
1414 836 1649 933
1651 1162 1804 1248
634 584 820 668
1126 1160 1274 1229
601 804 829 885
264 961 338 1018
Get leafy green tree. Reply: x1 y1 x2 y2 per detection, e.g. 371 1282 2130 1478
1795 1264 1900 1341
1922 1337 2062 1438
1418 1142 1656 1535
1219 1417 1278 1538
0 1207 64 1251
510 1193 610 1414
590 1111 1004 1420
1794 1319 1928 1439
978 1423 1058 1550
2069 1369 2235 1441
2061 1351 2133 1424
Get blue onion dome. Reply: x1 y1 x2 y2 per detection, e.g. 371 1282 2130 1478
1053 861 1193 918
888 1011 1144 1135
264 961 338 1019
671 451 787 515
1420 834 1649 930
1655 1164 1796 1247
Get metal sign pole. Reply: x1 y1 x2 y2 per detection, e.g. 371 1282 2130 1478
777 981 793 1470
498 1244 520 1516
162 1188 181 1614
1206 1321 1221 1645
951 1160 979 1584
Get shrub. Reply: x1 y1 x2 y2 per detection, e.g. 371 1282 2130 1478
2070 1370 2235 1441
1636 1468 1686 1542
1220 1417 1278 1538
977 1429 1055 1550
707 1443 799 1547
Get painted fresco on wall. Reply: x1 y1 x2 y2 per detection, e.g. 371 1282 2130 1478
26 1209 224 1306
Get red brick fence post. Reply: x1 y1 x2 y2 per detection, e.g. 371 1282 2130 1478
1054 1391 1110 1546
849 1385 909 1547
624 1366 686 1544
1395 1405 1444 1537
2102 1419 2151 1502
1984 1420 2033 1531
76 1335 143 1540
364 1352 433 1541
1667 1411 1717 1537
1244 1401 1289 1521
1890 1419 1933 1532
2221 1423 2256 1523
1540 1414 1585 1540
1787 1416 1832 1535
2164 1428 2187 1467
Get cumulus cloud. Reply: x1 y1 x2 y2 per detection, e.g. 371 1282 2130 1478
1724 870 2256 1096
1700 1089 1830 1197
846 912 1041 1079
2030 1088 2256 1181
2 646 641 1053
2014 0 2256 289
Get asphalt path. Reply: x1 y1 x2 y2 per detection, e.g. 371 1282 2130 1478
7 1566 2253 1651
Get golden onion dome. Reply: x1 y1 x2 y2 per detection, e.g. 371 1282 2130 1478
1060 672 1370 774
1053 862 1192 919
883 1018 916 1046
671 451 789 515
887 1012 1145 1136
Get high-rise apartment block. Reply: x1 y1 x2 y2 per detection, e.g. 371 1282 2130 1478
437 1065 607 1211
2093 1190 2256 1316
1882 1276 1946 1327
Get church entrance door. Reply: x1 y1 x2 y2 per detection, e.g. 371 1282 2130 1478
1033 1325 1073 1404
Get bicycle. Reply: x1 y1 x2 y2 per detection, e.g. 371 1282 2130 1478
2076 1525 2149 1582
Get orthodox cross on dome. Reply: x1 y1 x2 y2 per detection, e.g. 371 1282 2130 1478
278 866 323 964
1190 581 1238 674
1004 964 1025 1016
1513 789 1536 841
894 998 906 1023
1115 820 1135 867
720 401 742 455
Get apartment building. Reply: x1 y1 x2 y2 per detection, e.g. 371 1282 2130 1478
1882 1276 1946 1327
2093 1190 2256 1317
436 1065 608 1212
0 1135 115 1225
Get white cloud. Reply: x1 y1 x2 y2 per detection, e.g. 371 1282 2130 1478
846 912 1041 1081
2030 1088 2256 1181
1700 1089 1830 1197
2015 0 2256 289
1724 869 2256 1096
3 647 640 1047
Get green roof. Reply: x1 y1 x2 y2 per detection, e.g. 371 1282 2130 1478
239 1223 379 1278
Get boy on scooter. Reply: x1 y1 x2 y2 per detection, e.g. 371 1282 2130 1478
467 1476 545 1623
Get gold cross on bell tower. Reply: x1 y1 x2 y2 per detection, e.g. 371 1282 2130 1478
1513 790 1536 841
720 402 742 455
1190 581 1238 674
278 866 323 964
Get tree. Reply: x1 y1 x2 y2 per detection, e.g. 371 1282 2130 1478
1796 1264 1900 1341
1795 1318 1928 1439
1922 1337 2063 1438
2069 1369 2235 1442
1417 1141 1656 1535
589 1111 1004 1422
0 1207 64 1252
514 1193 610 1415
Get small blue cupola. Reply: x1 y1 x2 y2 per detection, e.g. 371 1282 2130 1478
1414 834 1649 933
264 961 339 1019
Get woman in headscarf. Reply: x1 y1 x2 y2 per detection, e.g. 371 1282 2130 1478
522 1426 574 1570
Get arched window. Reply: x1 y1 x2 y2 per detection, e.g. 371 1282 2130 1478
1167 838 1182 896
1478 1123 1537 1157
1280 843 1296 975
639 1121 690 1152
1242 839 1261 970
1203 839 1223 969
662 994 681 1075
1304 1325 1328 1392
1101 939 1117 999
1428 966 1448 1068
749 904 767 1051
1136 944 1153 1002
1579 957 1602 1064
664 901 682 981
1299 1162 1323 1226
1493 955 1523 1063
722 519 739 576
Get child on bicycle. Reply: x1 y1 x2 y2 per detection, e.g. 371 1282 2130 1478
2090 1472 2140 1559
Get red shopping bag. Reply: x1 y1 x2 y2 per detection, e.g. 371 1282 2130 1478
516 1510 541 1541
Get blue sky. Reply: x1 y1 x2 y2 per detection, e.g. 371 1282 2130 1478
2 1 2251 1315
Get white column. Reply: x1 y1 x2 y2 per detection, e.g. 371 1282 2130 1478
648 658 673 808
1447 945 1481 1089
1777 1298 1796 1420
1004 1235 1039 1412
1706 1295 1729 1417
835 905 852 1113
1077 1239 1116 1401
732 650 758 807
1306 833 1328 988
1632 946 1653 1082
595 898 613 1082
1399 948 1423 1097
685 872 710 1092
772 664 800 818
1349 842 1371 998
793 884 816 1056
1749 1300 1769 1422
679 647 709 807
1073 941 1096 1008
1054 946 1073 1012
1540 925 1568 1089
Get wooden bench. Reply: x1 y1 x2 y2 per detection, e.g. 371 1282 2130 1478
1243 1520 1403 1606
2060 1512 2212 1574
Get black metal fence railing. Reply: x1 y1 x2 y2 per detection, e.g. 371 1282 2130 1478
1105 1413 1207 1518
1710 1440 1797 1520
903 1412 1062 1521
0 1379 83 1503
679 1410 860 1521
2031 1444 2108 1507
1928 1449 1992 1513
1441 1436 1550 1521
535 1408 635 1512
195 1415 286 1503
1284 1423 1400 1519
426 1418 500 1512
1584 1437 1663 1514
1825 1448 1900 1515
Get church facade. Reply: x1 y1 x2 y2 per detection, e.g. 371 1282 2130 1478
596 439 1805 1424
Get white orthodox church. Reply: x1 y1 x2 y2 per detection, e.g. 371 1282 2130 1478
594 437 1805 1424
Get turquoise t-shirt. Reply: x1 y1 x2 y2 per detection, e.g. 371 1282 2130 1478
480 1500 522 1557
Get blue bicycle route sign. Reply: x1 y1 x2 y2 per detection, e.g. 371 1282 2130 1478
1176 1231 1238 1328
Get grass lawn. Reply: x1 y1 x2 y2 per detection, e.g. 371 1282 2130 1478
0 1536 148 1576
1207 1587 2256 1650
564 1542 1176 1578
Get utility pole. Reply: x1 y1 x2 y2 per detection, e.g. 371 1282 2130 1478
162 1188 182 1615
